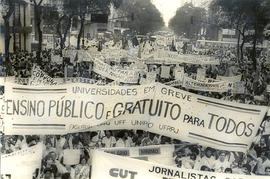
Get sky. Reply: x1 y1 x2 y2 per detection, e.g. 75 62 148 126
152 0 210 26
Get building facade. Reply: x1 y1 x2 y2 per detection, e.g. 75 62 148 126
0 0 32 54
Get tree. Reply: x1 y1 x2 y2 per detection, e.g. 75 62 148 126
2 0 16 74
32 0 44 63
118 0 164 35
42 5 59 34
74 0 123 49
169 3 206 39
210 0 270 67
55 0 77 54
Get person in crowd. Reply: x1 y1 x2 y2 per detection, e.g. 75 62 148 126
194 147 215 171
101 130 116 148
254 151 270 175
140 132 160 146
265 166 270 176
224 168 233 173
41 155 58 178
213 151 231 173
74 157 90 179
241 164 252 175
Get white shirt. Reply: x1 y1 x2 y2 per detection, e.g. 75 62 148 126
102 136 116 148
213 160 231 173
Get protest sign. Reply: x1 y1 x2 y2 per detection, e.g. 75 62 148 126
100 145 175 166
91 150 270 179
160 66 171 79
65 77 96 84
164 79 183 87
174 66 184 80
28 65 58 86
63 49 77 63
1 143 43 175
146 72 157 83
166 75 246 93
3 82 267 152
0 94 4 132
63 149 81 165
93 59 139 83
142 53 220 65
196 68 206 81
78 50 92 62
230 82 246 94
267 85 270 93
51 55 63 64
165 75 228 92
14 78 29 85
217 75 242 83
174 71 184 81
182 76 229 92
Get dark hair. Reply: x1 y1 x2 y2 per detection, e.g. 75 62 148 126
200 165 211 171
80 156 88 164
43 167 52 174
225 168 232 173
265 166 270 171
62 173 71 179
242 164 251 172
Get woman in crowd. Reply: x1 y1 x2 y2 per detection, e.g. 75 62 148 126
74 157 90 179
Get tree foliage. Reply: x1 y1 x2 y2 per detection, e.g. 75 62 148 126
119 0 164 35
210 0 270 66
67 0 122 49
1 0 17 74
169 3 206 39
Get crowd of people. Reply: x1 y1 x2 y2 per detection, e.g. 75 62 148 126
3 37 270 107
1 123 270 178
1 34 270 178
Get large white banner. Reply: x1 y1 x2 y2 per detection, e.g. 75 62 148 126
91 150 269 179
93 59 139 83
2 77 96 85
141 52 220 65
182 76 229 92
165 76 245 93
3 83 267 152
1 143 43 176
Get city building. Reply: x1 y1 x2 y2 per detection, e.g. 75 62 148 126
0 0 32 53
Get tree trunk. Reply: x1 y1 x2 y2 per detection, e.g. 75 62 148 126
251 27 258 70
3 2 15 75
63 17 72 48
34 5 43 63
240 25 247 62
4 18 12 75
240 35 246 61
237 30 241 62
77 15 85 50
57 15 72 55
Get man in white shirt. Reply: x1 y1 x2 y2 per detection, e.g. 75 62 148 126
213 151 231 173
194 147 215 171
101 130 116 148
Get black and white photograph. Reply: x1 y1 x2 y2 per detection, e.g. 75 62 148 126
0 0 270 178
